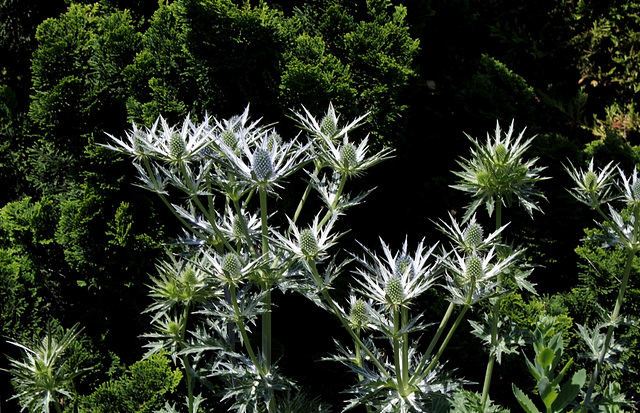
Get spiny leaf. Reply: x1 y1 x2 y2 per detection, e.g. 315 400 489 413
513 384 542 413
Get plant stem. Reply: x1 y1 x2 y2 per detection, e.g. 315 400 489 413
292 165 320 226
481 200 503 408
401 306 409 393
258 188 276 412
393 307 403 395
307 259 392 379
418 304 470 383
410 301 455 386
583 205 639 408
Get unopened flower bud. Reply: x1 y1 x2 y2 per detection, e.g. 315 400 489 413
221 129 237 150
494 144 508 162
464 223 484 249
320 115 338 138
350 299 369 329
169 133 186 159
385 277 405 306
465 255 483 283
299 229 320 258
584 171 598 192
340 143 358 170
222 253 242 282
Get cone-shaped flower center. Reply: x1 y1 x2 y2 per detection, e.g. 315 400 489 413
340 143 358 170
221 129 237 150
464 223 484 249
465 255 483 283
320 115 338 138
299 229 320 257
385 277 405 306
232 215 244 238
632 180 640 201
252 149 274 181
350 299 369 329
222 253 242 282
169 133 186 159
494 143 508 163
584 171 598 192
395 255 415 278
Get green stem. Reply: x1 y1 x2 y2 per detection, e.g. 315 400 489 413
229 283 260 368
418 304 471 383
54 399 63 413
179 304 195 413
401 306 409 393
393 307 403 395
292 165 320 226
307 259 392 379
258 188 275 412
481 200 503 408
410 302 455 386
583 205 639 409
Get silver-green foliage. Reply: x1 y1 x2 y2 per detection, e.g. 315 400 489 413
4 323 89 413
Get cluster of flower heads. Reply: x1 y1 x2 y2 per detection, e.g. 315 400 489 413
566 159 640 249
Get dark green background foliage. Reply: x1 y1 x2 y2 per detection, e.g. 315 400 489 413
3 0 640 410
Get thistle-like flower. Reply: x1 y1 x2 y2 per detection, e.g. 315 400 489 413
436 213 506 254
103 115 212 163
273 214 341 261
318 133 394 179
198 249 262 286
618 167 640 209
353 239 439 309
451 120 548 220
292 102 369 141
219 128 312 192
565 158 617 208
442 247 518 305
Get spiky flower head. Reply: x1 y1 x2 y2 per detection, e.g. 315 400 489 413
354 238 439 309
273 214 341 261
252 149 274 181
436 213 505 254
319 133 394 179
443 247 519 305
618 167 640 208
222 253 243 283
292 102 368 142
385 277 405 307
565 158 617 208
299 229 321 258
451 120 548 221
219 125 311 192
102 114 212 163
349 297 371 331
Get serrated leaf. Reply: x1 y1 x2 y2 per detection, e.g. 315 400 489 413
538 347 555 370
513 384 542 413
551 369 586 412
538 377 557 408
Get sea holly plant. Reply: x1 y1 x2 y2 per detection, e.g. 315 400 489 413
565 161 640 411
3 323 89 413
102 104 393 412
451 120 547 408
